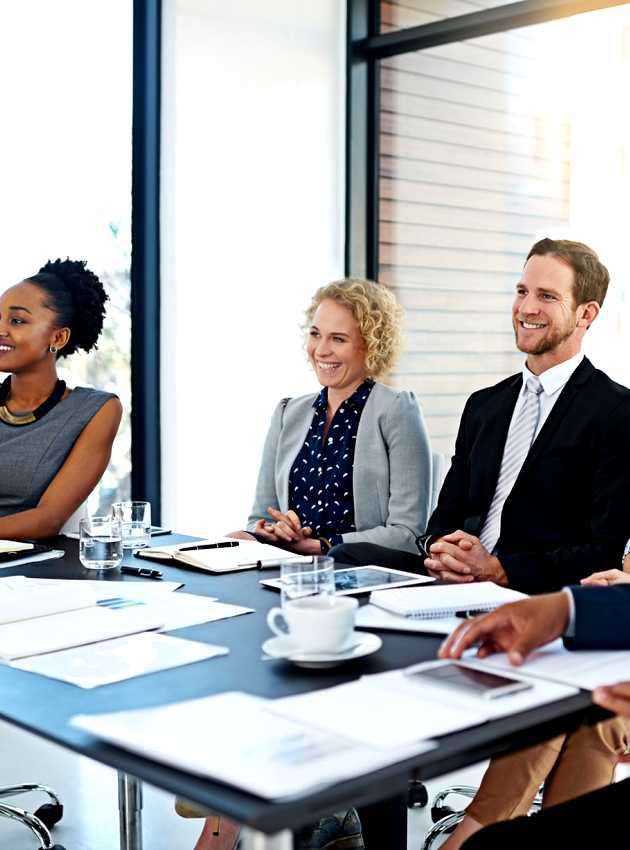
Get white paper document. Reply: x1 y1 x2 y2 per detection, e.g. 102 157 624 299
356 604 461 636
472 640 630 691
143 593 253 632
273 678 489 747
0 582 96 625
0 549 65 570
72 691 435 801
381 660 579 721
0 605 162 661
17 577 185 598
14 632 227 688
274 662 577 749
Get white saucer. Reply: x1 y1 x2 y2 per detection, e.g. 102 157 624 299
261 631 382 668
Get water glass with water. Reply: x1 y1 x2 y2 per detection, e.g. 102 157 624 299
79 516 123 571
112 501 151 550
279 556 335 608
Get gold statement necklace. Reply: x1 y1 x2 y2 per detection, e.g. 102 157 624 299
0 377 66 426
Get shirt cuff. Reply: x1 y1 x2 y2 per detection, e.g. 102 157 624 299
329 533 344 547
562 587 576 638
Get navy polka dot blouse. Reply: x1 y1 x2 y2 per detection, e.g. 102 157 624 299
288 379 375 546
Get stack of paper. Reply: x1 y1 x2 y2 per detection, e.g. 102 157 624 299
0 576 246 686
15 633 228 689
71 660 578 800
274 663 577 747
72 691 436 800
469 640 630 691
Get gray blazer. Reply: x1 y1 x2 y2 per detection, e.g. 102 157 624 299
247 383 432 553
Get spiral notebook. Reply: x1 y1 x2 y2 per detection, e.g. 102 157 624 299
369 582 526 619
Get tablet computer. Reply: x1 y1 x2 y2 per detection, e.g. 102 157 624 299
259 565 434 595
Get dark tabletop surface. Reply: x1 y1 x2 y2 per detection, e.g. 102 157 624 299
0 535 600 833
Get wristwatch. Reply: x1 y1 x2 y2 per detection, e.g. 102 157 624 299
318 536 332 555
415 533 435 558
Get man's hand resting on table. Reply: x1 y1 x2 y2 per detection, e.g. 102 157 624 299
581 569 630 587
425 530 508 586
438 592 570 666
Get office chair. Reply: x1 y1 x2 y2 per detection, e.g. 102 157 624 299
406 452 450 814
420 785 543 850
0 782 65 849
59 500 88 536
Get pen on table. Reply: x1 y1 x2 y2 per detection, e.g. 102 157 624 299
178 541 239 552
121 565 163 580
455 609 487 619
256 560 284 570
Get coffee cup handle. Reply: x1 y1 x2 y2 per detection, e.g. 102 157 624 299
267 607 289 638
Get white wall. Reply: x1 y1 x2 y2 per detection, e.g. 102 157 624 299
161 1 346 534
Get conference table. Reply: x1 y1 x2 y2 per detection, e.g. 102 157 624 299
0 535 601 850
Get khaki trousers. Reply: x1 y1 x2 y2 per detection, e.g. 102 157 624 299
174 798 212 819
466 717 629 825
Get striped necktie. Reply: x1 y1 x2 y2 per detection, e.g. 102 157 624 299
479 376 543 554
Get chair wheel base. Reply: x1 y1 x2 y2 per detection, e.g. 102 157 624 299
34 803 64 828
407 782 429 808
431 805 456 824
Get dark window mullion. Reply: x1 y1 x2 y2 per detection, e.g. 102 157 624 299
131 0 162 520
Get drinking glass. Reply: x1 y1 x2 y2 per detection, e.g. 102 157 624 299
79 516 123 571
112 501 151 550
279 556 335 609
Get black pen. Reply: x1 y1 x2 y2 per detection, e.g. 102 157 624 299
455 609 487 619
121 565 163 580
178 541 239 552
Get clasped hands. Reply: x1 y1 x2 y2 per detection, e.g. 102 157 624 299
425 529 508 586
254 507 322 555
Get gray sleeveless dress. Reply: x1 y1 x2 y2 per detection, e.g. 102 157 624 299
0 387 116 517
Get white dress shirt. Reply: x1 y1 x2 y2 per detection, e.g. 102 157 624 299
507 351 584 443
480 351 585 555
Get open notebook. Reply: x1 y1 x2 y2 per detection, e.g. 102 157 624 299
135 538 309 573
369 582 527 619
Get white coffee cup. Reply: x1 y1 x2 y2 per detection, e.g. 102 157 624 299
267 595 358 654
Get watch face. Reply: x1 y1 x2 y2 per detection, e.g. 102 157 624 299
416 535 430 556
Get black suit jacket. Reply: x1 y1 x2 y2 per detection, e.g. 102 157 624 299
568 584 630 649
427 358 630 594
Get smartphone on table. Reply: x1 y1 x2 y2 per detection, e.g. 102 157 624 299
406 662 533 700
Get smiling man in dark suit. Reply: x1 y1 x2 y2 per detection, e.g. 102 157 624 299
331 237 630 847
334 237 630 588
419 238 630 594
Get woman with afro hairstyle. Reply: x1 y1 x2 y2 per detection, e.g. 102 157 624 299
0 258 122 539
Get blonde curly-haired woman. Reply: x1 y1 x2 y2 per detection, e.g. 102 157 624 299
247 277 432 556
181 279 432 850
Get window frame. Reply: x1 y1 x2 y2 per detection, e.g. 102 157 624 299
131 0 162 521
345 0 630 280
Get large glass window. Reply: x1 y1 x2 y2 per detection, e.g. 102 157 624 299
379 4 630 454
0 0 133 511
160 0 345 534
381 0 521 33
